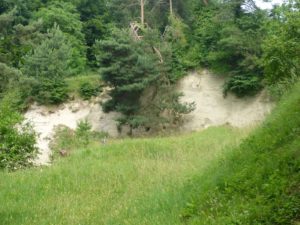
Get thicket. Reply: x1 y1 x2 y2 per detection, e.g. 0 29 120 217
190 0 299 97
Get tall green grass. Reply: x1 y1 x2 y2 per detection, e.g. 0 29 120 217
181 82 300 224
0 127 246 225
1 81 299 225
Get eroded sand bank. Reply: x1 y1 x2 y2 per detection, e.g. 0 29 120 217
25 70 273 165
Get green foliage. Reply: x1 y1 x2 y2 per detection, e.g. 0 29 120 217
267 73 299 100
95 28 194 131
181 81 300 224
51 123 108 158
34 1 86 73
95 28 159 115
139 86 196 130
0 63 21 95
262 6 300 88
191 2 266 96
75 120 92 145
22 24 72 78
75 0 112 65
0 125 244 225
31 78 68 105
21 25 73 105
0 96 37 170
164 16 193 80
223 75 262 97
79 82 100 100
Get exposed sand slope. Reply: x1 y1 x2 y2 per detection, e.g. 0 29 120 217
179 70 273 131
24 95 119 165
24 70 273 165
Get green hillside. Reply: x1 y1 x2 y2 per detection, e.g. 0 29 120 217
1 0 299 224
181 82 300 224
1 82 300 225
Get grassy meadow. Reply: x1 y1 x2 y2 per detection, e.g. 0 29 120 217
0 127 246 225
1 82 300 225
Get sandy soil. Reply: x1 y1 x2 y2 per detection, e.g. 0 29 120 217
178 70 273 131
24 92 119 165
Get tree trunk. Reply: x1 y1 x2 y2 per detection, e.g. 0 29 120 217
141 0 145 26
170 0 173 16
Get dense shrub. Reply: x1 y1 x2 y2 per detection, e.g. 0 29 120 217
0 99 37 170
223 75 262 97
262 7 300 97
33 1 86 74
95 28 195 132
79 82 100 100
31 78 68 105
95 28 159 127
191 2 265 96
0 63 21 95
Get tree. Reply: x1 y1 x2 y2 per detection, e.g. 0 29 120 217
95 28 159 116
191 0 267 96
0 63 21 95
21 25 71 104
22 25 72 79
34 1 86 73
262 5 300 85
75 0 112 65
95 27 194 133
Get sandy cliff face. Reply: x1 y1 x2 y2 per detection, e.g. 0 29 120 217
178 70 273 131
24 91 119 165
25 70 273 165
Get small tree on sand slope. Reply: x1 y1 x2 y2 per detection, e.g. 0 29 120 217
95 28 194 134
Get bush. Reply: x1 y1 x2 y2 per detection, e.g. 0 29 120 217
0 63 21 95
79 82 100 100
223 75 262 97
31 78 68 105
75 120 92 145
50 122 108 159
0 100 37 170
262 9 300 86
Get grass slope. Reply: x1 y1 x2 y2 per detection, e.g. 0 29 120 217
181 82 300 224
1 82 299 225
0 127 245 225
